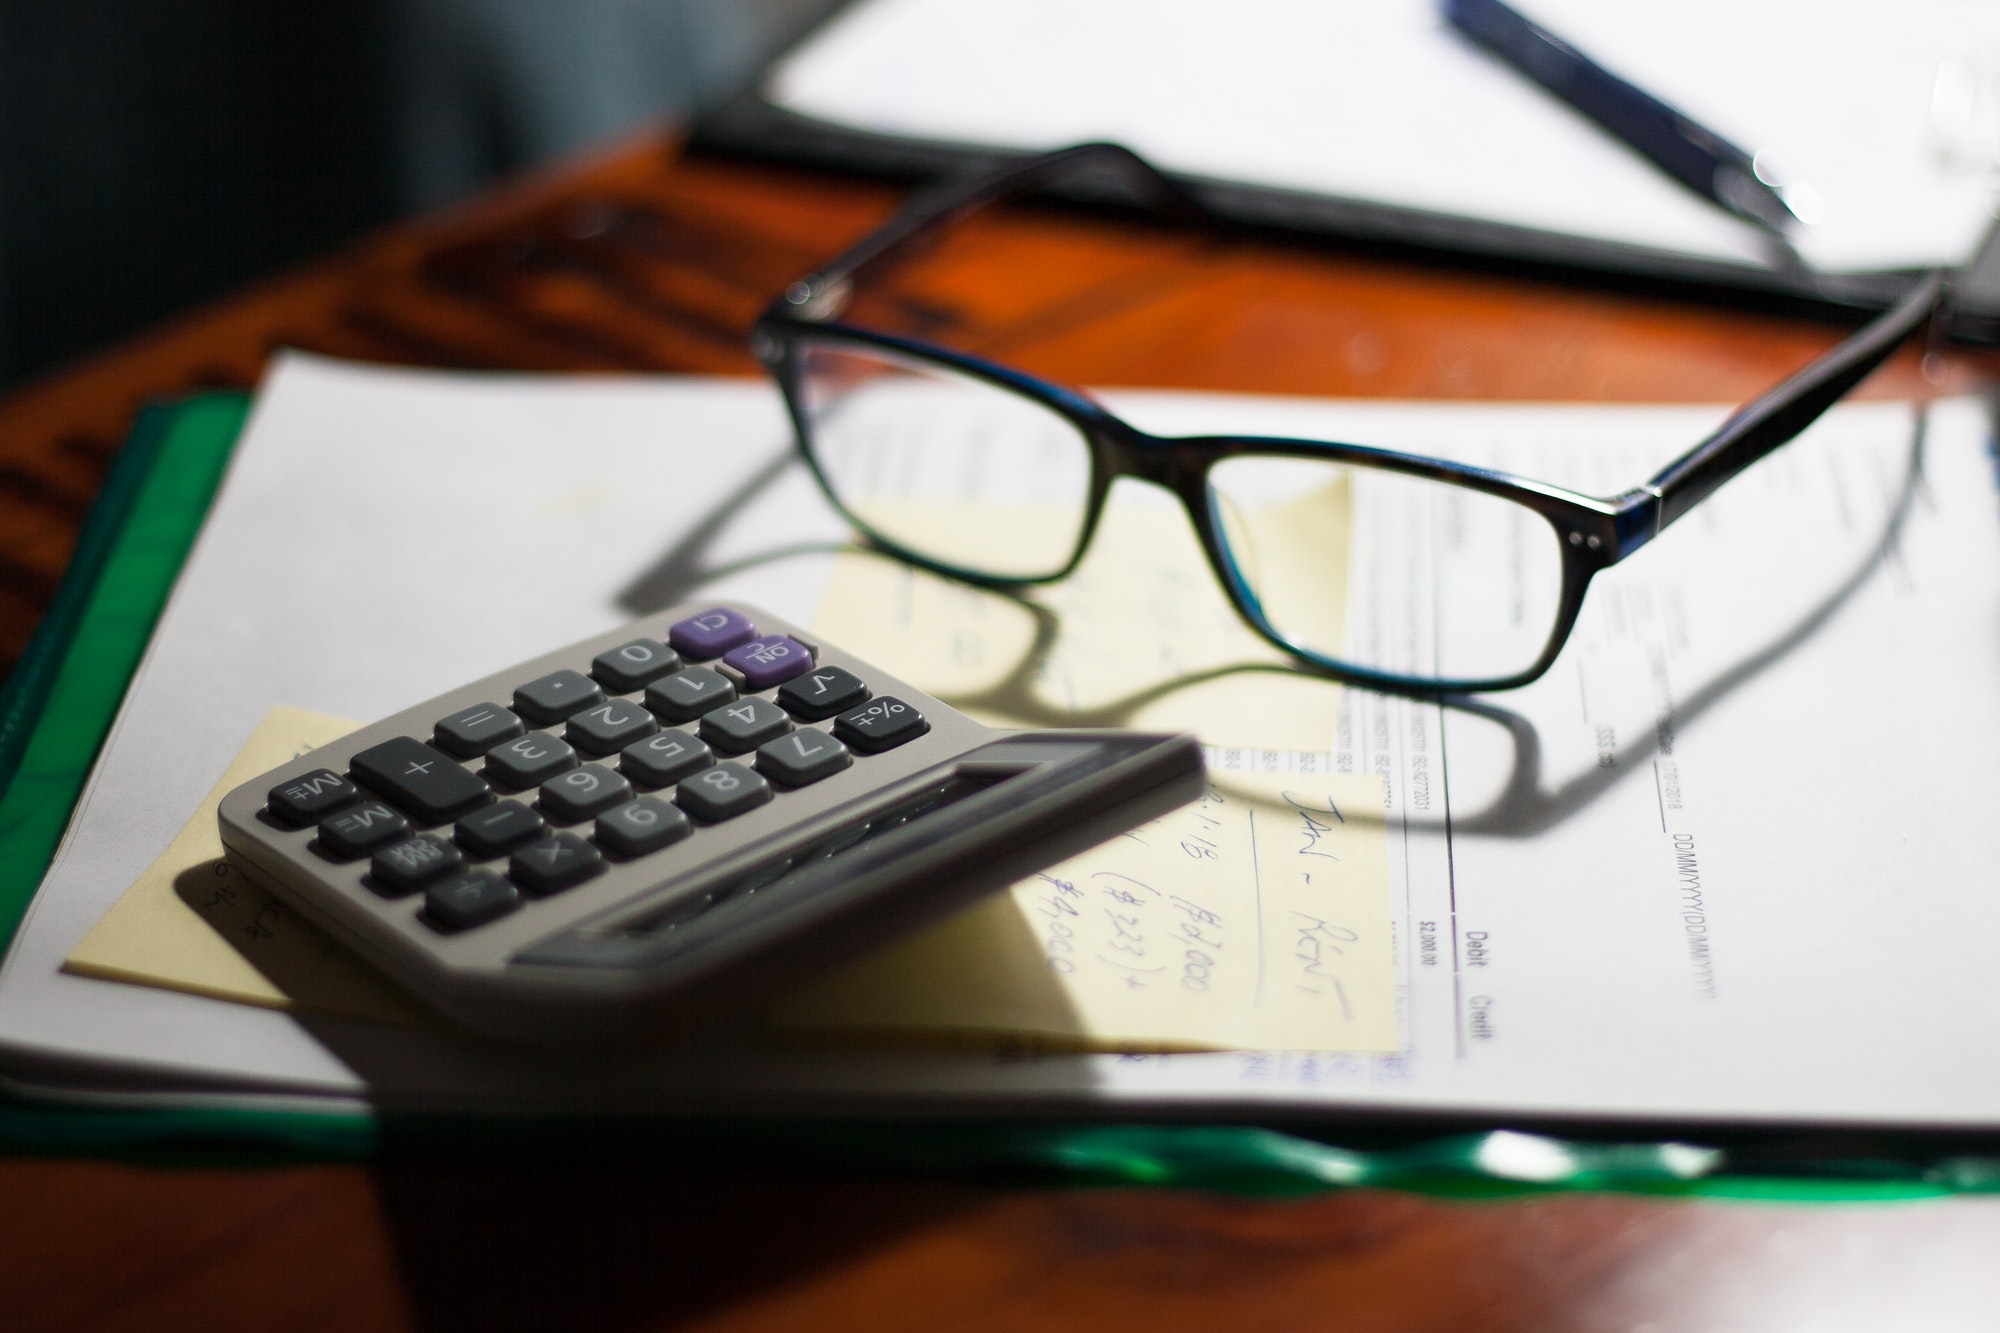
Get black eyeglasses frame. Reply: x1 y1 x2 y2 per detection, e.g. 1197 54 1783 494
752 143 1946 695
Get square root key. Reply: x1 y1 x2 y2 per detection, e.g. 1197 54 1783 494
777 665 868 721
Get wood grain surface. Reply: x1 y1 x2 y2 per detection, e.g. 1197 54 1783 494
4 131 1998 1331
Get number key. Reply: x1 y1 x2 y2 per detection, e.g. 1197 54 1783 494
484 731 578 788
676 761 771 821
755 727 850 787
644 667 735 723
539 763 632 821
699 696 790 753
590 638 679 692
565 697 657 755
595 796 691 856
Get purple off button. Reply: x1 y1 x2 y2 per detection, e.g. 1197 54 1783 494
723 635 814 690
668 607 757 660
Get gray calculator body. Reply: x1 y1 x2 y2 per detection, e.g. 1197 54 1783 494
217 602 1203 1044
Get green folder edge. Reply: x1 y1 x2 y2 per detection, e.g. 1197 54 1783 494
0 391 1995 1201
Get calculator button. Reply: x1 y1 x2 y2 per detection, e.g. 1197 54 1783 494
484 731 578 788
266 769 358 826
318 801 411 858
513 670 604 724
424 869 519 931
699 697 791 753
589 639 680 692
722 635 814 690
620 728 712 786
756 727 851 788
564 698 658 755
676 761 772 821
539 763 633 821
350 736 494 824
668 607 758 660
455 799 544 857
509 833 604 897
432 703 525 758
644 667 735 723
834 697 930 754
776 666 869 721
370 835 465 896
595 796 691 857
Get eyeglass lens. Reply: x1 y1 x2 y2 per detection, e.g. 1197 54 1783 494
1205 456 1567 682
793 337 1570 685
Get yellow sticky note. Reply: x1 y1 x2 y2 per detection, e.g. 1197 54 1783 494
812 497 1347 752
772 769 1395 1052
64 706 429 1028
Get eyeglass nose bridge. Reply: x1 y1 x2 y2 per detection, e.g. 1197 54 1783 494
1096 424 1200 495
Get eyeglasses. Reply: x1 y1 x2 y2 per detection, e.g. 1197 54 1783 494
752 143 1945 694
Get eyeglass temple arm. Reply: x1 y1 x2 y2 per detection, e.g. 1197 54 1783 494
773 143 1213 318
1620 271 1944 550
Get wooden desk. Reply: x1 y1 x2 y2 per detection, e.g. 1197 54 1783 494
5 133 1998 1331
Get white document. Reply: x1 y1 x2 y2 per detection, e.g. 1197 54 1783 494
766 0 2000 273
5 352 2000 1127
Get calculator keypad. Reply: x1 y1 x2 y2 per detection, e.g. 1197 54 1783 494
265 606 932 935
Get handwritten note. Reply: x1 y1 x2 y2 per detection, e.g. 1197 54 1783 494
771 767 1395 1051
63 706 429 1028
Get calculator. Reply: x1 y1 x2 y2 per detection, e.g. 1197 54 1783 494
217 602 1203 1043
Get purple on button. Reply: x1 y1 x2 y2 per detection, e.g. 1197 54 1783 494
668 607 757 660
723 635 814 690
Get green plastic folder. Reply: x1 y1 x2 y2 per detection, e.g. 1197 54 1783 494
0 391 1996 1198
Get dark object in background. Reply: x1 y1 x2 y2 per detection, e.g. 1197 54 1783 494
0 0 839 390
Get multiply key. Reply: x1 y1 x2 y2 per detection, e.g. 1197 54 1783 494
351 736 493 823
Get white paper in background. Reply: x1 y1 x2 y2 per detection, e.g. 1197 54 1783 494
7 354 2000 1127
767 0 2000 273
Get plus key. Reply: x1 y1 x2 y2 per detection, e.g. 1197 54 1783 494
350 736 494 824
